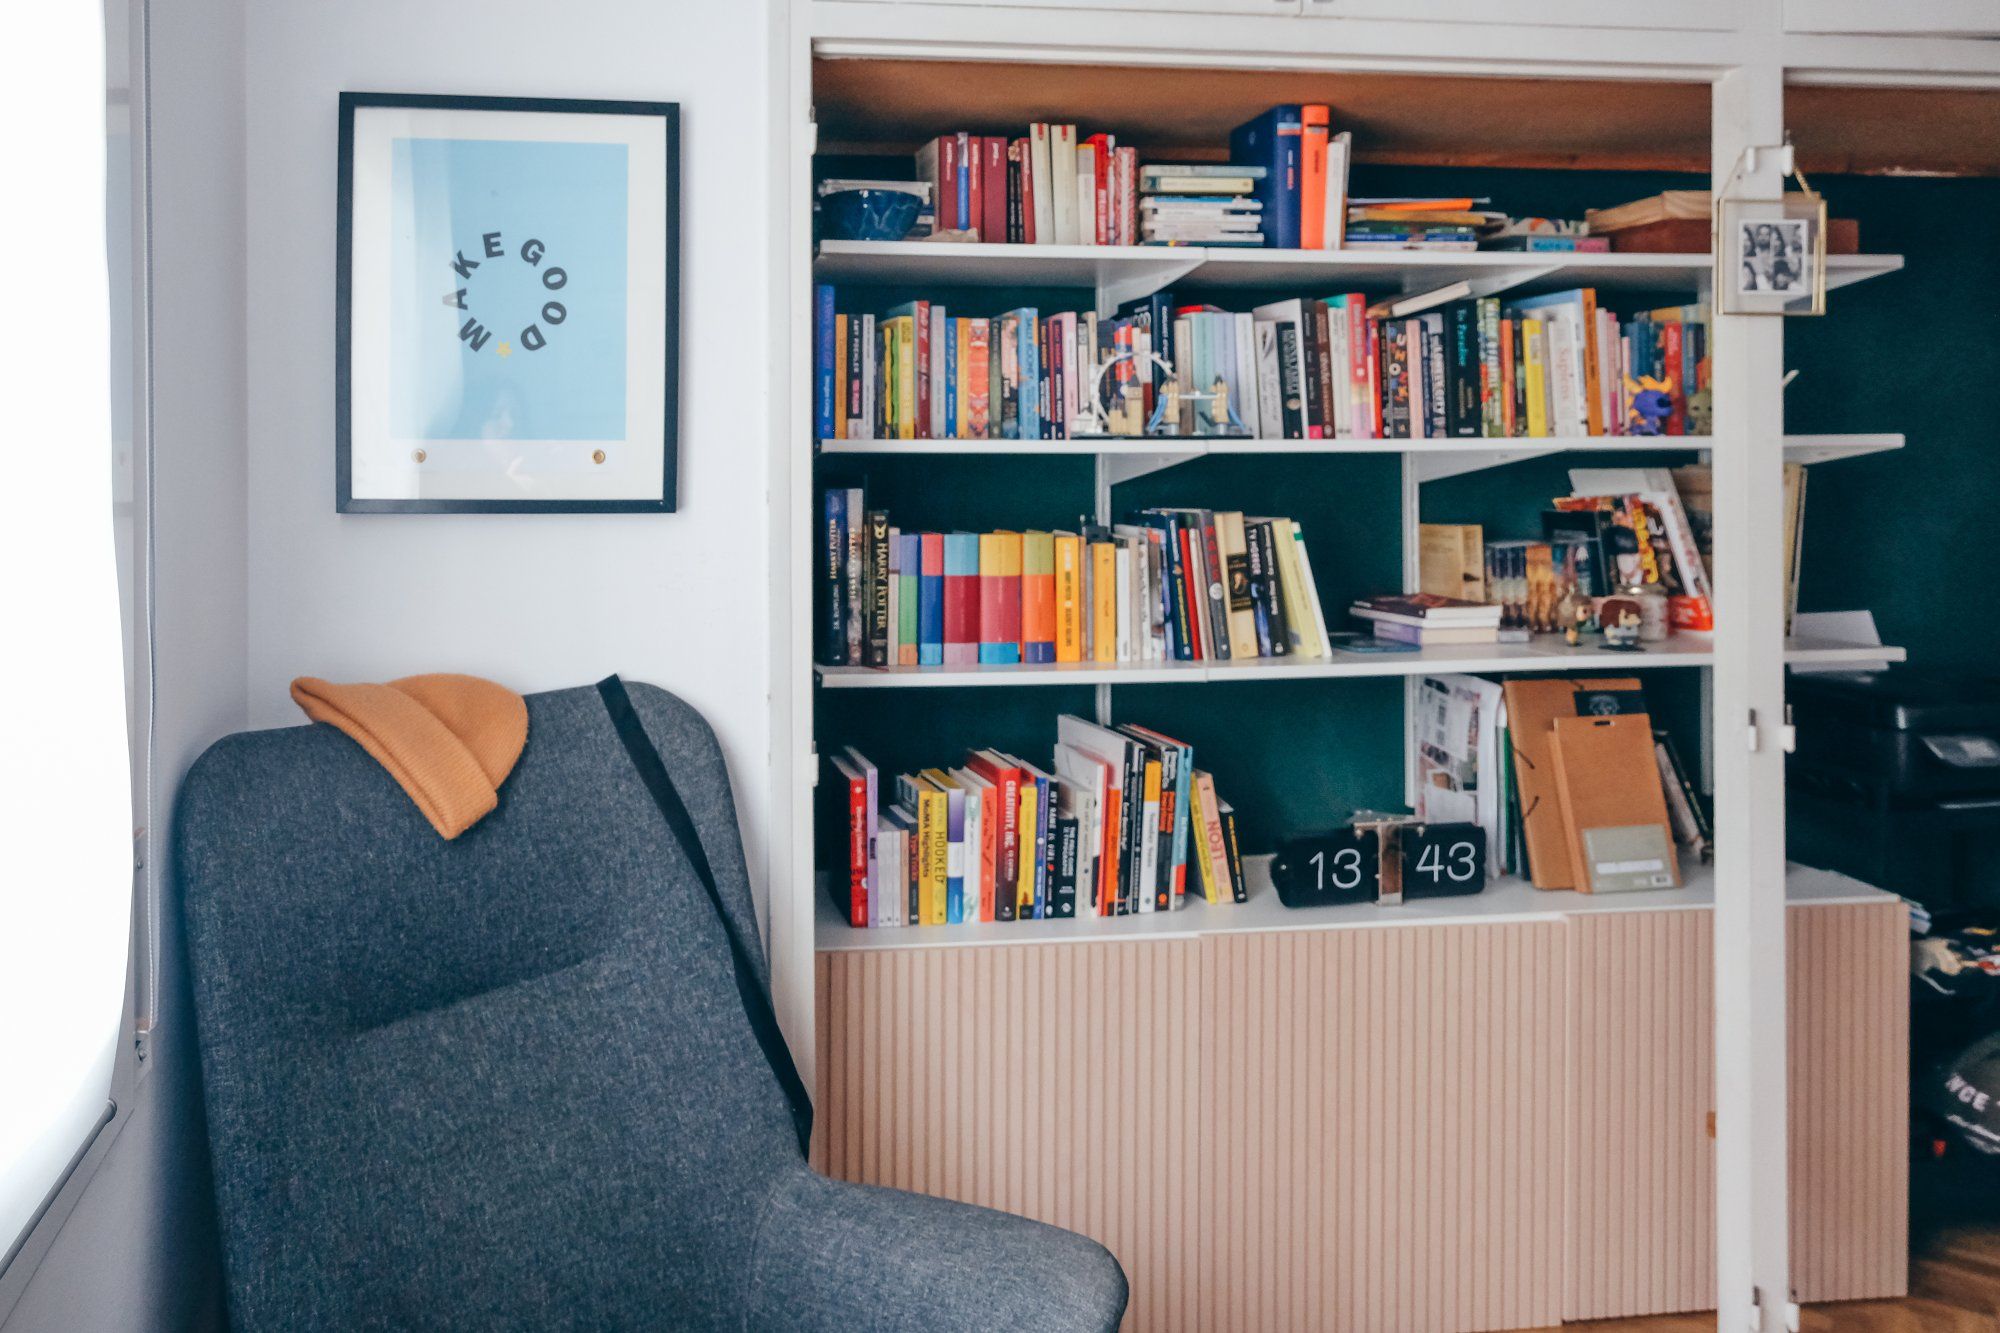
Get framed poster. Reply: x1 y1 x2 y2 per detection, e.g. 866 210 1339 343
1716 191 1826 317
336 93 679 513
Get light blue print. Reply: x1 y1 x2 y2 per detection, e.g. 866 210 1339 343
389 136 628 441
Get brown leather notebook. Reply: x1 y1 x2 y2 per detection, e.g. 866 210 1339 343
1548 712 1681 894
1503 677 1643 889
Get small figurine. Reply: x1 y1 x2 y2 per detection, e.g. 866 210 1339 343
1685 387 1713 436
1624 374 1675 436
1599 595 1645 651
1565 596 1594 647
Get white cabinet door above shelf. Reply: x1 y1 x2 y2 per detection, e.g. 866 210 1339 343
1785 0 2000 33
1300 0 1738 28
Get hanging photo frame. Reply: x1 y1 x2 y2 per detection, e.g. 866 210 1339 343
1715 176 1827 317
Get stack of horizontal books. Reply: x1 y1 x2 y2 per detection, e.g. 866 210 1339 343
1139 163 1266 247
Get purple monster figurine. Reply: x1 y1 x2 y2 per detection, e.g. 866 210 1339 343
1624 374 1675 436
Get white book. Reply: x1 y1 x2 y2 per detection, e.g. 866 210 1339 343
1075 142 1097 246
1114 525 1150 662
1252 299 1311 437
949 766 989 925
1546 316 1583 435
1055 768 1102 917
929 305 948 439
1322 130 1352 251
856 313 875 440
1114 540 1134 663
874 818 900 927
1407 319 1430 440
1028 123 1054 246
1253 320 1284 440
1050 123 1079 246
1232 312 1260 440
1288 522 1335 659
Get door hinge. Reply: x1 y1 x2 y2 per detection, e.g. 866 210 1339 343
805 745 819 787
1780 703 1797 755
1747 708 1761 753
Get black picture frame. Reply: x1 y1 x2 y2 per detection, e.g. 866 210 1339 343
335 92 681 514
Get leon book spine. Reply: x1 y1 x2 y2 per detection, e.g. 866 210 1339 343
918 532 946 667
943 531 980 666
865 510 890 666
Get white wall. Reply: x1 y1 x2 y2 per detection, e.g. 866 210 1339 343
241 0 779 907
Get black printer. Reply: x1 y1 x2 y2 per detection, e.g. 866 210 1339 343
1790 668 2000 800
1789 668 2000 905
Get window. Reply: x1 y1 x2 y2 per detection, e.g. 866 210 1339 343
0 0 140 1268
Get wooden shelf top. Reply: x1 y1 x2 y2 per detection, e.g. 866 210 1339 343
814 857 1893 952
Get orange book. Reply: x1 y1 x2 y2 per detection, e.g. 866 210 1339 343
1053 531 1083 662
1579 287 1604 436
1021 531 1056 664
1299 105 1331 250
1090 540 1118 663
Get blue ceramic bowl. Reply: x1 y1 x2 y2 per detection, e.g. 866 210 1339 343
820 188 922 242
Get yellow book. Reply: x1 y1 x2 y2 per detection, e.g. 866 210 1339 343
879 323 897 439
1090 541 1118 663
834 313 848 441
1053 531 1083 663
1015 778 1039 918
1187 770 1216 903
1270 518 1321 659
896 318 917 441
1522 318 1550 439
916 781 948 925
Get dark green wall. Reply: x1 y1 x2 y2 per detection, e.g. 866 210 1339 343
817 164 1981 858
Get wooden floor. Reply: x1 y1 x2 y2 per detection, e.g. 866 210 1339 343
1535 1227 2000 1331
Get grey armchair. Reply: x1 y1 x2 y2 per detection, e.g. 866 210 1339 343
178 681 1128 1331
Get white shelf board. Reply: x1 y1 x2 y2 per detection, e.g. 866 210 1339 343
814 856 1892 952
815 633 1905 688
818 434 1902 483
815 239 1904 298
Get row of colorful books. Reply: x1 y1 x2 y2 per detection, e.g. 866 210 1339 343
826 715 1249 929
817 490 1334 669
914 126 1142 247
812 285 1710 442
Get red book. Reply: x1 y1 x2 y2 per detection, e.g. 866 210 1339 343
912 299 931 440
981 135 1008 245
829 754 868 926
916 135 960 232
1013 137 1037 245
1661 320 1686 435
965 750 1023 922
942 531 979 666
1085 133 1115 245
1177 526 1205 659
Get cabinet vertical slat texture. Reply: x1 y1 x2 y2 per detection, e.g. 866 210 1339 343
813 901 1905 1331
1563 900 1909 1321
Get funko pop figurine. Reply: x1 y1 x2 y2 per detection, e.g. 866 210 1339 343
1625 374 1675 436
1598 595 1645 650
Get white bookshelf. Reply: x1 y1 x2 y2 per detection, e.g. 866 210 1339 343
815 633 1902 688
814 855 1891 951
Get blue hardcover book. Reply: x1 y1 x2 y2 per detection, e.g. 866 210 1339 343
918 532 946 667
814 284 836 440
1010 308 1041 440
819 489 848 665
944 316 959 440
1229 106 1303 250
1032 765 1055 918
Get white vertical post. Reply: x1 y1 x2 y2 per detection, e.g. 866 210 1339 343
771 0 818 1097
1401 454 1421 807
1710 61 1793 1333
